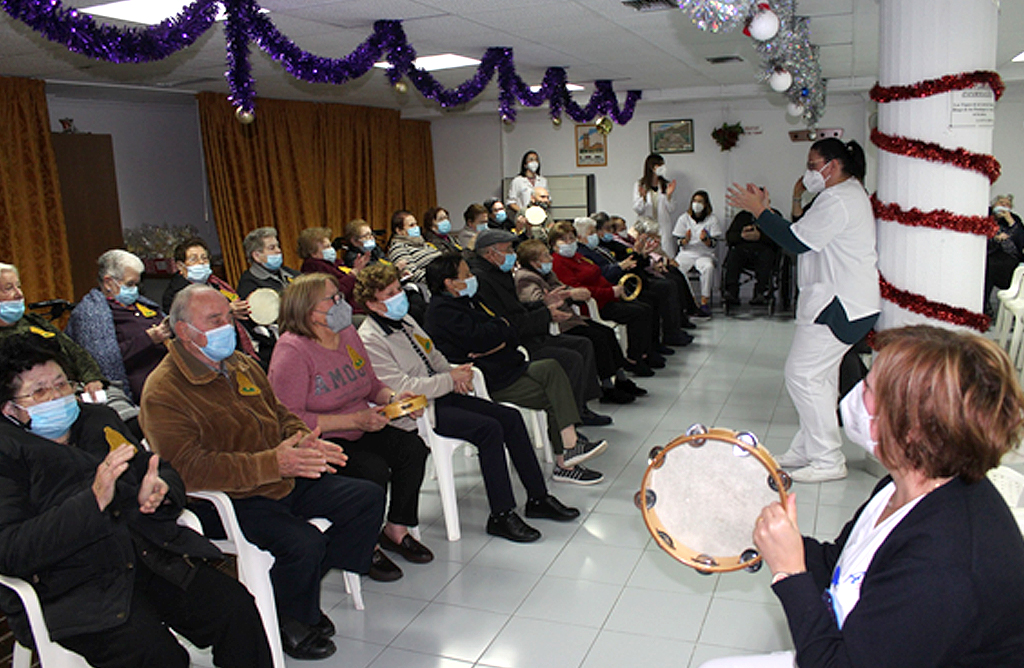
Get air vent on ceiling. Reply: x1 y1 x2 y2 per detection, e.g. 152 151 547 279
706 55 744 65
622 0 678 12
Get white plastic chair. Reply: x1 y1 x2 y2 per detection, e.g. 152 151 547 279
187 491 365 668
994 264 1024 345
0 575 91 668
416 415 470 542
988 466 1024 535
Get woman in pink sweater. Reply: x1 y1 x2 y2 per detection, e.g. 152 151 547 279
268 274 432 581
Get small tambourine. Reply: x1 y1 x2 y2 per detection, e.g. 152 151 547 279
524 206 548 226
618 273 642 301
636 424 792 574
248 288 280 325
379 394 428 420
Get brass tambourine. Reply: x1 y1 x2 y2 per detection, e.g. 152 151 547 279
618 273 642 301
379 394 428 419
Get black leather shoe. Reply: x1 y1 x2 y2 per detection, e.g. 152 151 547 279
623 359 655 377
647 353 666 369
312 611 335 639
616 378 647 396
580 408 612 426
280 618 337 660
656 344 675 355
380 531 434 564
525 495 581 522
486 511 541 542
599 387 635 404
368 547 403 582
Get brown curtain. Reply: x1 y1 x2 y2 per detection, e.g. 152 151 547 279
197 93 437 284
0 76 74 302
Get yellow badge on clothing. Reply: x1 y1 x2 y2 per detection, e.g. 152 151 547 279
414 333 434 354
136 303 156 318
104 426 137 454
479 302 496 317
235 370 261 396
218 288 238 302
347 345 365 370
29 326 55 338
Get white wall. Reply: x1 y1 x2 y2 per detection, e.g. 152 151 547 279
46 92 218 253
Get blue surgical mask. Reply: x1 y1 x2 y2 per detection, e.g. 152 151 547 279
477 221 490 233
362 238 377 251
116 284 139 306
458 275 478 298
0 299 25 324
585 233 599 249
322 247 337 264
407 225 421 238
437 219 452 235
263 253 283 271
382 291 409 321
601 232 614 243
498 252 516 273
186 263 212 284
537 261 553 275
495 210 507 224
192 323 237 362
20 394 80 441
557 241 578 258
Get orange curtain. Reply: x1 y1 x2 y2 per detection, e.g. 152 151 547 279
197 93 437 284
0 76 73 302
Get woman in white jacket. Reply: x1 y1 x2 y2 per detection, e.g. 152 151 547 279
672 190 723 316
632 153 678 257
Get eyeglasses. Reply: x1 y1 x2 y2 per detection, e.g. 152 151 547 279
14 378 73 404
319 292 342 305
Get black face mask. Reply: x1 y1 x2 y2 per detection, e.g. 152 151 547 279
536 202 551 211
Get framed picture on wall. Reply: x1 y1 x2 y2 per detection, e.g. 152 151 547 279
650 119 694 154
575 124 608 167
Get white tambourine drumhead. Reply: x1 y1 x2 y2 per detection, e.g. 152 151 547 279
637 426 790 574
248 288 281 325
524 206 548 226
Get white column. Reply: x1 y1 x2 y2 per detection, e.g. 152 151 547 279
875 0 998 331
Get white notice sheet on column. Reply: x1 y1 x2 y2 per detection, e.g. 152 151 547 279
950 84 995 128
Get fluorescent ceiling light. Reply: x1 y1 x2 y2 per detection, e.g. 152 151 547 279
81 1 267 25
1013 50 1024 63
530 83 584 92
374 54 481 72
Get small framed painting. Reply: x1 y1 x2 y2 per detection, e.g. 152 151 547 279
575 124 608 167
650 119 694 154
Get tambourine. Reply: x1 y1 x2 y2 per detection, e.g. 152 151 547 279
636 424 791 574
524 206 548 226
248 288 280 326
618 273 642 301
379 394 428 420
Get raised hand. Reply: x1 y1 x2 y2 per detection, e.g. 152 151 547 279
137 454 169 513
93 443 134 511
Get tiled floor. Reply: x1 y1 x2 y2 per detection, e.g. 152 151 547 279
188 311 931 667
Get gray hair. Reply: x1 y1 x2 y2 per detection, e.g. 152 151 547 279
992 194 1015 207
573 217 597 238
97 249 144 283
168 283 220 329
243 227 279 263
0 263 18 277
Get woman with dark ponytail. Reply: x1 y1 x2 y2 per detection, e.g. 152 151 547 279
725 138 879 484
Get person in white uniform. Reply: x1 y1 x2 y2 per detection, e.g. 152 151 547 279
672 190 722 316
697 326 1024 667
726 138 879 483
631 153 678 258
506 150 547 214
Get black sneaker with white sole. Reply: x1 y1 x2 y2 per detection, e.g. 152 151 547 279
552 464 604 485
562 436 608 467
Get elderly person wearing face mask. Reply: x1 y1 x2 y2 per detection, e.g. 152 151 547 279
458 203 491 251
984 194 1024 315
484 197 513 232
65 249 169 405
387 210 442 285
422 206 463 254
507 150 547 214
268 273 432 581
297 226 365 314
235 227 301 368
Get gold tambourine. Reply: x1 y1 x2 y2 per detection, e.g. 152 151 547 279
636 424 792 574
618 273 642 301
379 394 428 420
248 288 280 326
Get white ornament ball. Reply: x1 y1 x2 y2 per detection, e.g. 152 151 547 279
769 70 793 93
808 130 818 141
749 9 780 41
786 102 805 117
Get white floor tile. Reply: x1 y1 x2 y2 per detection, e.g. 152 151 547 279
515 574 623 628
546 542 645 586
604 587 711 642
433 564 541 613
581 630 695 668
698 598 791 652
478 616 599 668
390 602 510 663
367 647 474 668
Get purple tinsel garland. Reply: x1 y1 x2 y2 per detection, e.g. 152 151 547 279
2 0 641 123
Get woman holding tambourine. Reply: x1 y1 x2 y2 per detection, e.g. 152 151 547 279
699 326 1024 668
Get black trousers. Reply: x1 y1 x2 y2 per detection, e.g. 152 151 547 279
985 249 1020 306
527 334 601 410
232 475 384 625
331 425 429 527
640 275 682 338
59 558 272 668
434 393 548 514
600 299 654 361
562 322 624 380
661 266 699 314
724 245 776 299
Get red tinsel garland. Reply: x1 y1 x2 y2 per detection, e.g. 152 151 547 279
870 70 1005 103
871 194 998 238
871 129 1001 184
878 274 990 333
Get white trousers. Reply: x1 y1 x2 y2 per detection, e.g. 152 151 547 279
675 250 715 298
784 322 851 469
698 651 796 668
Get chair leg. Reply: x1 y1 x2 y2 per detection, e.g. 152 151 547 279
343 572 364 611
12 643 32 668
430 445 463 542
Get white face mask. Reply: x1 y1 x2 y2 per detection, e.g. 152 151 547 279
839 380 876 455
654 165 667 178
802 161 829 193
691 202 704 215
527 161 540 173
994 205 1011 214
